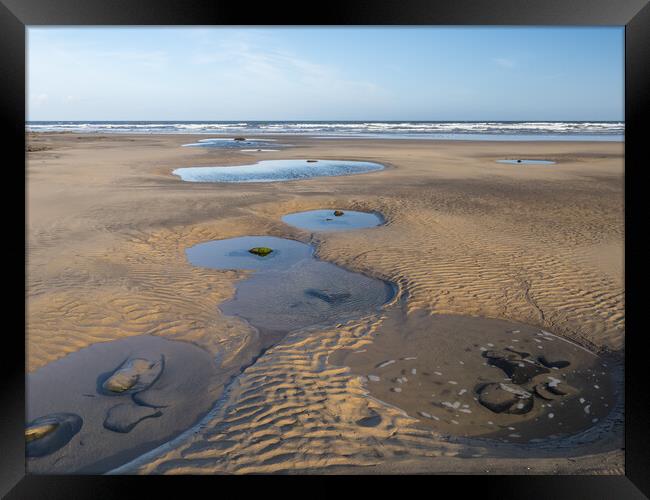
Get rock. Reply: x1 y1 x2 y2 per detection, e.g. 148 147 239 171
333 210 344 217
483 350 549 384
26 413 83 457
517 159 522 163
477 383 534 414
538 356 571 369
533 383 560 400
356 412 381 427
233 137 246 141
248 247 273 257
305 288 351 304
546 381 577 396
103 403 162 433
102 356 164 395
306 160 318 163
25 422 58 443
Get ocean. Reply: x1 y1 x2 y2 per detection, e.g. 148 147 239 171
26 121 624 141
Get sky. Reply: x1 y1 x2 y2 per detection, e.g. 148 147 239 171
27 27 624 121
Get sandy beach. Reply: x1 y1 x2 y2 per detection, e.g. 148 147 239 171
26 133 624 474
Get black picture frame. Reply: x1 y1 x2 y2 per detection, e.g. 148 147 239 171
2 0 649 497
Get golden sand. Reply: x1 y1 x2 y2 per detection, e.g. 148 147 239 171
27 133 624 474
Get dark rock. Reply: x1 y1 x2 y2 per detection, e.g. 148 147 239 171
483 350 549 384
103 403 162 433
233 137 246 141
538 356 570 369
333 210 344 217
533 383 560 400
306 160 318 163
356 412 382 427
477 383 534 414
26 413 83 457
305 288 351 304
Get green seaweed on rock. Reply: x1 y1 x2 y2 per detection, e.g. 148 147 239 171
248 247 273 257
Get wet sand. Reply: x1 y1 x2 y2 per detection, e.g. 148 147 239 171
27 133 624 474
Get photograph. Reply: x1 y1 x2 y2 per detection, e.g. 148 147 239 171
24 25 626 476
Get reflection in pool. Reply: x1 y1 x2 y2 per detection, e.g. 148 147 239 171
172 159 385 183
282 209 384 232
186 236 395 333
496 159 556 165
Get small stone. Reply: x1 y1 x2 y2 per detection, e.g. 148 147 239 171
248 247 273 257
103 403 162 433
102 356 163 394
477 383 534 414
25 413 83 458
333 210 344 217
25 422 59 443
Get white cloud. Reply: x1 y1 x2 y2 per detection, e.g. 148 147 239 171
493 57 516 69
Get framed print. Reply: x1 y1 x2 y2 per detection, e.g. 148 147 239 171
2 0 649 497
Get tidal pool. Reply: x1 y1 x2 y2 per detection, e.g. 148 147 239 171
496 159 556 165
172 159 385 183
185 236 395 333
27 335 222 474
329 310 618 444
282 209 384 232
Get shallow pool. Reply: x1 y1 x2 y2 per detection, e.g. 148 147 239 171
496 159 556 165
172 159 385 183
282 209 384 232
185 236 395 332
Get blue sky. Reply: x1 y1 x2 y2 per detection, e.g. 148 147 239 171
27 27 624 121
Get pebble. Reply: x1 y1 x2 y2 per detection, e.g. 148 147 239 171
548 413 555 419
368 375 380 382
391 387 402 393
377 360 396 369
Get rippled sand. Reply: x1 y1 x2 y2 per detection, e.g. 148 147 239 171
27 133 624 474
